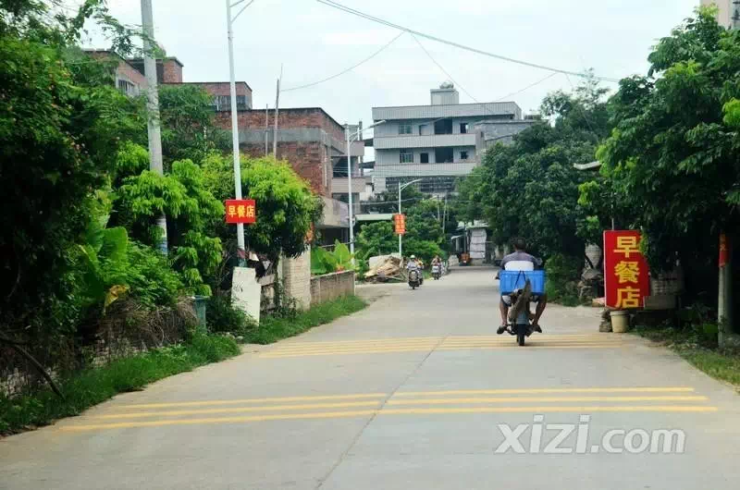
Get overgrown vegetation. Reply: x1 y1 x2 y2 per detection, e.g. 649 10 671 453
0 334 240 435
311 241 353 275
243 296 367 345
634 304 739 388
0 0 322 414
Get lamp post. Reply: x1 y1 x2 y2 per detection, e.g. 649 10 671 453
225 0 255 265
345 120 385 265
398 179 422 257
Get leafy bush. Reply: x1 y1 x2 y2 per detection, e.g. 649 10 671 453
311 241 354 275
207 294 255 335
544 253 582 306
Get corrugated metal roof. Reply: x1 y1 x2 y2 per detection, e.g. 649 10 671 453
373 102 521 121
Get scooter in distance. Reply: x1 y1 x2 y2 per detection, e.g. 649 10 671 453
432 263 441 280
408 269 422 290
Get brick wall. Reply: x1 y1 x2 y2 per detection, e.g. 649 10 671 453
162 59 183 83
190 82 251 98
216 108 345 197
310 271 355 306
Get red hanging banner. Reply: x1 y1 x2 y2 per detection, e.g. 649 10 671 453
394 213 406 235
603 230 650 309
225 199 257 224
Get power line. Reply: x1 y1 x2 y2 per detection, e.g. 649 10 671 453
411 34 481 106
315 0 620 83
283 31 405 92
493 72 560 103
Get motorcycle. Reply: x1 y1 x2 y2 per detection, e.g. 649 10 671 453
497 270 546 346
408 269 422 290
432 263 441 280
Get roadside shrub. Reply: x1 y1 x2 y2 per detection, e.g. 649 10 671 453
544 253 582 306
207 294 255 335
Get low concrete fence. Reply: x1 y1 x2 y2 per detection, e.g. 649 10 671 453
310 270 355 306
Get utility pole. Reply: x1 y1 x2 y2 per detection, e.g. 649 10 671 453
140 0 167 254
264 104 269 156
720 3 739 346
345 124 356 264
272 67 282 158
225 0 246 264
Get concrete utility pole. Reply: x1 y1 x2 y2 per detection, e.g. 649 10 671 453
225 0 246 264
720 3 739 345
140 0 167 253
273 67 282 158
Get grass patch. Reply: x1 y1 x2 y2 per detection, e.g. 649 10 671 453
243 295 368 345
0 334 240 436
633 325 740 389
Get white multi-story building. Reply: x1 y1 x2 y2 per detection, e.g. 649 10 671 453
371 85 530 195
701 0 737 28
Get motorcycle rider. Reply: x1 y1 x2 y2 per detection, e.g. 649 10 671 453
497 238 547 334
407 255 422 284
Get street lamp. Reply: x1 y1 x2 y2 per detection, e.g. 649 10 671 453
226 0 256 265
398 179 423 257
345 119 385 264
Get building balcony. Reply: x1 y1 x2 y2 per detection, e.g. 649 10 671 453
374 133 478 150
331 176 369 195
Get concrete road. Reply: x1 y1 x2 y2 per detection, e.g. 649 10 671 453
1 266 739 489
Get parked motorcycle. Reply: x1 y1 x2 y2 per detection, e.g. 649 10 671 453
408 269 422 290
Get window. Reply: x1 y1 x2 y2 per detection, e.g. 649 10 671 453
420 152 430 164
460 122 469 134
460 151 469 161
212 95 248 111
117 79 137 96
399 122 413 135
418 124 426 136
434 119 453 135
400 149 414 163
435 148 454 163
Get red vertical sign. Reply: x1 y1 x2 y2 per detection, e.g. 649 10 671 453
719 233 728 267
603 231 650 309
394 213 406 235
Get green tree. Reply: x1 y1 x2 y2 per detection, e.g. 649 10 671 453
202 154 322 263
585 8 740 330
115 160 224 295
457 81 610 259
158 84 229 165
0 0 145 341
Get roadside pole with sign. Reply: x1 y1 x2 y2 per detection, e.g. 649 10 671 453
225 199 261 324
603 230 650 309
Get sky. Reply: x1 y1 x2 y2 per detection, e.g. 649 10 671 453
78 0 699 131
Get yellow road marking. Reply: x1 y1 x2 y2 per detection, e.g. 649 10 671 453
61 410 380 431
261 345 623 358
119 393 387 410
268 336 624 352
387 395 708 405
95 401 382 419
380 406 718 415
394 387 696 397
60 405 717 432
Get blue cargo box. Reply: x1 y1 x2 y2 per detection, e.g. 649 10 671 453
499 270 546 295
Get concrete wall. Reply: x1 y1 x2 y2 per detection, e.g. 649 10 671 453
282 251 312 310
310 271 355 306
